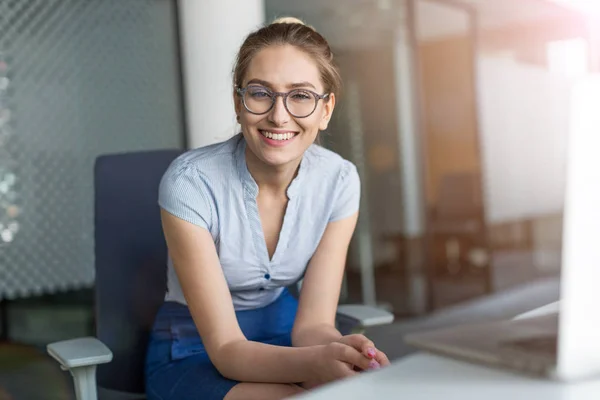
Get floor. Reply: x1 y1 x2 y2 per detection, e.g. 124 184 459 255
0 292 93 400
0 342 74 400
0 250 559 399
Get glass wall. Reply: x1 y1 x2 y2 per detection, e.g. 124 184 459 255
475 2 589 290
1 2 184 396
1 0 184 304
267 0 420 315
266 0 484 314
415 0 491 310
266 0 589 319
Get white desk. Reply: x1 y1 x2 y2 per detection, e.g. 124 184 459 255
298 353 600 400
298 301 600 400
513 301 560 320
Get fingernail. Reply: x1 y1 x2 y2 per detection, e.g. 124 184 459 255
369 360 381 370
367 348 376 358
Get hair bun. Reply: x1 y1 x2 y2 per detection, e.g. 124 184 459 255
271 16 315 30
272 16 304 25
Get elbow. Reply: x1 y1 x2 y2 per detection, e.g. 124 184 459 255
209 339 247 381
210 349 234 379
210 354 229 379
212 359 237 381
213 364 236 381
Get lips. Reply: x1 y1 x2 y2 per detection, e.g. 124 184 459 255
259 130 298 141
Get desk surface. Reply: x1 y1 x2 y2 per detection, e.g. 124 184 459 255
299 302 600 400
298 353 600 400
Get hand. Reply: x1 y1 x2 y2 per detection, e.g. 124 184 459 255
306 342 373 388
337 334 390 371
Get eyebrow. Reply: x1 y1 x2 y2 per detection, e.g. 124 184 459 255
246 79 317 90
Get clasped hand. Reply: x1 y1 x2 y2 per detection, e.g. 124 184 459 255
305 334 390 389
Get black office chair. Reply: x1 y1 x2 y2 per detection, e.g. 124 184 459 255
46 149 393 400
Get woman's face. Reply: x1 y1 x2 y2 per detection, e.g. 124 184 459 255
235 44 335 168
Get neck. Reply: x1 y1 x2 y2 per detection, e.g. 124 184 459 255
245 147 301 195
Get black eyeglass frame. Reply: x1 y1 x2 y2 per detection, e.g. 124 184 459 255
236 86 331 118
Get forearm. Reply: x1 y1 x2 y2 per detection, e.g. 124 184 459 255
292 323 342 347
213 339 320 383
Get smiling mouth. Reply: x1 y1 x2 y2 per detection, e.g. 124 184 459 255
259 130 298 141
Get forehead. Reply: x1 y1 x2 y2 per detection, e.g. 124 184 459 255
244 45 323 90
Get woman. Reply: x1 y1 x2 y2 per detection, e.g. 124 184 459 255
145 16 390 400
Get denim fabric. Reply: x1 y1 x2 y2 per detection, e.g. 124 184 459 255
145 289 298 400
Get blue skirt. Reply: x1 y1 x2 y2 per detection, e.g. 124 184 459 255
145 289 299 400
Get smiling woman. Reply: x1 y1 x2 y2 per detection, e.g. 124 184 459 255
144 16 389 400
237 44 334 168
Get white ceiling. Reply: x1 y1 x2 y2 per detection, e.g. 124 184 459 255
265 0 578 48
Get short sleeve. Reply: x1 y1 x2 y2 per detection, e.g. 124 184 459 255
329 161 361 222
158 159 212 230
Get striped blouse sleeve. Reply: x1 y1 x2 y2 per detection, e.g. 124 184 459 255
329 160 361 222
158 159 212 230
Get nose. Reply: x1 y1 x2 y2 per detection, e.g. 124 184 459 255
267 95 290 126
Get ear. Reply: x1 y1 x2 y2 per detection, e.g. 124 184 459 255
233 88 243 119
319 93 336 131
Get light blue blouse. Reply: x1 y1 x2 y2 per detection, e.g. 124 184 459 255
158 133 360 310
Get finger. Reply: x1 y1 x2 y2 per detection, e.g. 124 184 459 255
336 343 372 371
339 368 359 380
340 334 375 357
341 336 390 369
337 362 359 378
375 350 391 366
368 359 381 370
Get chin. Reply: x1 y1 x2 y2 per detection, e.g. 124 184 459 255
258 151 300 167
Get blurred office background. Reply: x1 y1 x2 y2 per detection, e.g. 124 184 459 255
0 0 597 398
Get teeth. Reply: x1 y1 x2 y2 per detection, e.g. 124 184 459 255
261 131 295 141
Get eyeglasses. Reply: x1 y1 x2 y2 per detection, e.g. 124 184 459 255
236 86 330 118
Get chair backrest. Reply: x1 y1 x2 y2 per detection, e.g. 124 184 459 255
94 149 182 394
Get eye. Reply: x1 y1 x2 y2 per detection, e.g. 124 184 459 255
290 90 312 101
247 87 272 99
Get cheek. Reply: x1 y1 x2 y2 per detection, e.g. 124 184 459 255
240 113 263 128
297 117 322 134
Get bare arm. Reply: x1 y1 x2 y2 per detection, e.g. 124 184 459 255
291 212 359 347
161 209 321 383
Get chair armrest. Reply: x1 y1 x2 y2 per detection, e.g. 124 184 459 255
336 304 395 328
47 337 113 400
47 337 113 370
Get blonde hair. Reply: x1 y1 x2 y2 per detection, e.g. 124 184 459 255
233 16 341 98
272 16 314 29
